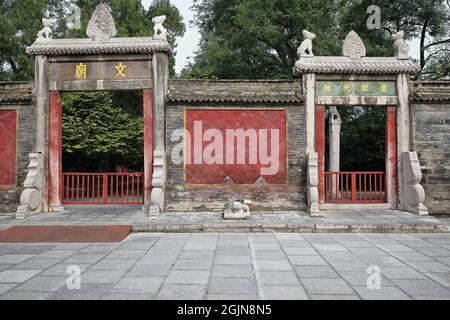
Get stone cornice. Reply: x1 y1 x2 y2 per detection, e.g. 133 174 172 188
293 56 420 76
168 80 305 104
26 37 172 56
411 81 450 103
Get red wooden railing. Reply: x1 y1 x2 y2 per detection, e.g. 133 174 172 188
324 172 386 203
62 173 144 205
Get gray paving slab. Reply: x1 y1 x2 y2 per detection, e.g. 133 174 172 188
211 265 253 278
112 277 164 293
302 278 355 295
261 285 308 300
156 284 206 300
258 271 301 286
165 270 211 285
208 277 257 294
0 269 42 283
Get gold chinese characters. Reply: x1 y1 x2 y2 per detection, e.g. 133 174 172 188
74 62 128 79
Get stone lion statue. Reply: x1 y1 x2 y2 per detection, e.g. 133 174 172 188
152 15 168 40
392 30 409 60
297 30 316 58
36 18 53 41
224 200 251 220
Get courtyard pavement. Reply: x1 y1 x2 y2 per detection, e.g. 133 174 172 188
0 206 449 233
0 232 450 300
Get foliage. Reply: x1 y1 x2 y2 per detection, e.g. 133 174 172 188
183 0 345 79
339 0 450 80
62 92 144 172
183 0 450 80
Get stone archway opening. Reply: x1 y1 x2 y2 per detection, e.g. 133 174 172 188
60 90 146 206
322 106 391 204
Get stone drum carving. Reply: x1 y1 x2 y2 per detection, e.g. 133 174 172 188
86 3 117 41
16 153 44 219
224 201 251 220
152 15 168 41
36 18 53 41
343 30 366 59
392 30 409 60
402 152 428 216
297 30 316 58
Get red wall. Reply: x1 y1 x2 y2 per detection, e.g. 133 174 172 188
0 110 17 188
185 109 287 185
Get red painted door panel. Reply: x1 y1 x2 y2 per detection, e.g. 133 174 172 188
0 110 17 187
185 109 287 185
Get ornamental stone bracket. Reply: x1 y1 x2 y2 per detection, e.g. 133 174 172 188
16 153 45 219
307 152 320 216
149 151 165 216
401 152 429 216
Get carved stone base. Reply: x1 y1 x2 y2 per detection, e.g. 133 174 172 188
16 153 44 220
150 150 165 216
402 152 428 216
149 205 161 217
307 153 320 216
223 209 251 220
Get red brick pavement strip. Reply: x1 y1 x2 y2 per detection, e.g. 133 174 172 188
0 226 132 243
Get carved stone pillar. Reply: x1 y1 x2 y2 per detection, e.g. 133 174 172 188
328 107 341 196
34 55 50 212
149 52 169 215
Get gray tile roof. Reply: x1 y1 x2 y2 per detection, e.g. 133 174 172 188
168 80 304 104
26 38 172 56
293 56 420 75
411 81 450 103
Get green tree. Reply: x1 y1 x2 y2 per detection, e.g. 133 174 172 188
147 0 186 76
62 92 144 172
182 0 347 79
0 0 67 80
340 0 450 80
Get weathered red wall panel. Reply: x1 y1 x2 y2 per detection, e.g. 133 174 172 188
185 109 287 185
315 106 326 203
0 110 17 188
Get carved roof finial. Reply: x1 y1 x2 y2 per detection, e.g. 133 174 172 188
342 31 366 59
86 3 117 41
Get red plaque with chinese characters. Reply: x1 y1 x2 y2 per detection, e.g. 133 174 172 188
0 110 17 188
185 109 287 185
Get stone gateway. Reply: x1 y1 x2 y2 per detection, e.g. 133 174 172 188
0 5 449 217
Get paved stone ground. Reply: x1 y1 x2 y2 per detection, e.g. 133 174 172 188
0 232 449 300
1 207 449 233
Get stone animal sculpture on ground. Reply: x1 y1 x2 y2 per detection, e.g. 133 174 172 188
36 18 53 41
297 30 316 58
152 15 168 40
392 30 409 60
223 200 251 220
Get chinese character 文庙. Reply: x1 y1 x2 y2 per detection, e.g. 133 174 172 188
114 63 127 77
75 63 87 79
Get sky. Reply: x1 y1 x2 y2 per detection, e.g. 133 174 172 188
141 0 420 75
141 0 200 74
